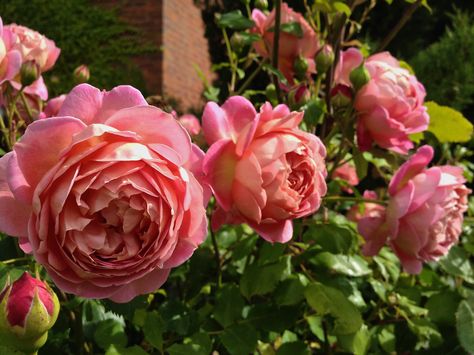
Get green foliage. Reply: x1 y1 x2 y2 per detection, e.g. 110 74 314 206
0 0 155 97
411 11 474 112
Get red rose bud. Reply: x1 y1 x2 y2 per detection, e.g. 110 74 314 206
293 56 309 81
0 272 60 353
315 44 334 74
349 63 370 91
331 84 353 108
288 85 310 109
73 64 90 83
255 0 268 10
20 61 40 87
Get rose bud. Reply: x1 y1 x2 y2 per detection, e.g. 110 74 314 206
73 64 90 84
20 60 40 87
294 56 309 81
255 0 268 10
230 32 245 54
0 272 60 353
330 84 353 108
315 44 335 74
349 63 371 92
288 84 310 109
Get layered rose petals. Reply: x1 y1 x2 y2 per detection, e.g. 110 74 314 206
335 49 429 154
203 96 327 243
0 84 207 302
0 17 22 85
252 3 319 83
358 145 470 273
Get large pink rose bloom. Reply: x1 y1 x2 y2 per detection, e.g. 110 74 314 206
252 3 319 83
0 84 208 302
336 49 429 154
0 17 22 85
202 96 327 243
358 145 470 273
5 24 60 73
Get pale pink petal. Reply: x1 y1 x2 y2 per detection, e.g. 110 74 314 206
250 219 293 243
202 101 232 145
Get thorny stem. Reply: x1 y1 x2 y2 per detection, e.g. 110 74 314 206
222 28 237 94
20 91 35 124
236 59 267 95
271 0 283 103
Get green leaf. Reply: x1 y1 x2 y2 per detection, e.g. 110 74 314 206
305 224 355 254
377 326 396 353
246 304 299 332
240 256 290 299
306 316 325 341
276 341 311 355
105 345 148 355
238 32 261 45
217 11 255 30
353 151 368 180
439 246 474 283
144 311 164 350
305 282 363 334
422 101 473 142
219 324 258 355
302 98 326 126
407 319 442 349
94 319 127 350
262 63 288 85
426 291 461 325
456 299 474 353
338 325 370 355
332 1 352 16
312 252 372 277
280 22 303 37
167 344 204 355
213 284 245 327
274 276 305 306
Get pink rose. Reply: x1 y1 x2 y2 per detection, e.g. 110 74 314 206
332 162 359 193
177 114 201 136
0 84 208 302
252 3 319 83
0 17 22 85
336 49 429 154
347 190 384 222
5 24 60 73
202 96 327 243
39 94 66 118
358 145 470 273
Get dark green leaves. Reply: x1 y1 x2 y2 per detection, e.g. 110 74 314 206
219 324 258 355
216 11 254 30
456 299 474 353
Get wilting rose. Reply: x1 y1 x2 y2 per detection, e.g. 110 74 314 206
177 114 201 136
252 3 319 83
347 190 384 223
0 17 21 85
0 272 59 353
202 96 327 243
358 145 470 273
332 162 359 193
5 24 60 73
39 94 66 118
0 84 208 302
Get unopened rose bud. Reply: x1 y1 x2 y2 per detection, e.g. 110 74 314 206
73 64 90 84
288 85 310 109
330 84 353 108
20 61 40 87
349 63 370 91
230 32 245 53
255 0 268 10
0 272 60 353
315 44 335 74
265 83 278 104
294 56 309 80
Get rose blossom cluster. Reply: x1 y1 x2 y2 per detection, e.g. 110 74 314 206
0 16 60 104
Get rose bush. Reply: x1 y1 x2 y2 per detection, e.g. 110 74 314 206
0 83 208 302
202 96 327 243
358 145 470 273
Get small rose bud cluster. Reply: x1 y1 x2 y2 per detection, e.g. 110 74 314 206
0 273 60 353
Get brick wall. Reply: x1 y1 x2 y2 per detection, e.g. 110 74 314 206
93 0 212 111
162 0 212 111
